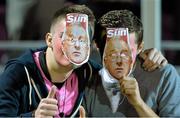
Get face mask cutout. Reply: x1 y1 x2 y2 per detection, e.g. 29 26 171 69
62 13 90 66
103 28 134 80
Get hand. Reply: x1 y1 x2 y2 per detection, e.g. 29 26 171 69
119 77 143 107
139 48 168 71
119 77 159 117
79 105 86 118
35 85 58 118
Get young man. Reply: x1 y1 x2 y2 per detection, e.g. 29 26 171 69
82 10 180 117
0 5 98 117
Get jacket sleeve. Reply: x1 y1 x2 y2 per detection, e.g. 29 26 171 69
20 111 34 117
0 63 30 116
158 64 180 117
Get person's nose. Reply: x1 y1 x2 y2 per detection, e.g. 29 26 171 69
74 39 80 50
116 56 123 66
116 60 122 66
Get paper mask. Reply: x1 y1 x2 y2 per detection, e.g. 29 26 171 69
103 28 134 79
61 13 90 66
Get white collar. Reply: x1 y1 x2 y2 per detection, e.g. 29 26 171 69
99 67 119 85
99 67 124 113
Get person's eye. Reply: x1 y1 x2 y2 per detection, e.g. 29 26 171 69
111 53 116 57
70 38 74 42
121 53 126 57
67 38 73 43
121 52 130 60
121 50 129 56
79 36 83 41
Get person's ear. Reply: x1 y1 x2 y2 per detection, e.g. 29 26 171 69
103 53 108 62
137 41 144 54
45 33 53 48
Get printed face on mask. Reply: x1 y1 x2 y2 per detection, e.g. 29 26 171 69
62 24 89 65
62 13 90 66
103 28 135 80
104 39 132 80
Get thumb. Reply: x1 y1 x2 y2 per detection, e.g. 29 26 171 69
47 85 57 98
79 106 86 118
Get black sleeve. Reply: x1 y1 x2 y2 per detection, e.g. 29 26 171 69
20 111 34 117
0 63 27 116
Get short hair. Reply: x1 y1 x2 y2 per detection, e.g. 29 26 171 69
95 10 143 57
50 4 95 40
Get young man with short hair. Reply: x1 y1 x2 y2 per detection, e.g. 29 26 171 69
83 10 180 117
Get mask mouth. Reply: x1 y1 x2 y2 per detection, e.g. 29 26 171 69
73 51 81 54
115 67 124 71
72 51 81 57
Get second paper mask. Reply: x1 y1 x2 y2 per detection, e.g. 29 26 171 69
62 13 90 66
103 28 134 80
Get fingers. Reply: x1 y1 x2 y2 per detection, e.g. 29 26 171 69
145 53 167 71
147 65 158 72
120 78 137 90
79 106 86 118
142 49 157 68
120 77 138 95
140 48 168 71
146 55 164 71
160 59 168 67
119 77 144 107
47 85 57 98
40 99 58 109
141 48 155 61
144 52 160 71
139 49 150 60
38 109 58 116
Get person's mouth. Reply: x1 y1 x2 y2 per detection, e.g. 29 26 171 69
115 67 124 73
73 51 81 56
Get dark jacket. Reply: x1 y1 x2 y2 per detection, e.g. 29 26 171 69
0 47 101 117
